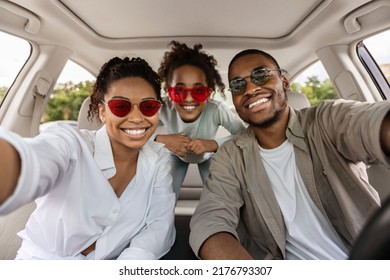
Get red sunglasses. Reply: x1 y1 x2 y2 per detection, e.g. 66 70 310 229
102 99 162 117
167 85 211 103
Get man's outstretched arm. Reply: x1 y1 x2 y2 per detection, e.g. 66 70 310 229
199 232 253 260
380 111 390 156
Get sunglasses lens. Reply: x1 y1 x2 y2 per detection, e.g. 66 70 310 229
251 67 270 86
229 67 273 96
191 86 211 102
107 99 161 117
168 86 186 103
139 99 162 116
107 99 132 117
168 86 211 102
229 78 247 96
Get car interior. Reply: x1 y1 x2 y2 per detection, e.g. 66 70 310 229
0 0 390 260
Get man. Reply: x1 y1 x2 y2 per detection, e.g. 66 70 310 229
189 49 390 259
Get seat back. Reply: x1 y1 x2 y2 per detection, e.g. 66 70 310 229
0 202 36 259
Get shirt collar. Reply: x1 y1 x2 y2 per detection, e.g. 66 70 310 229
94 125 115 171
93 125 166 172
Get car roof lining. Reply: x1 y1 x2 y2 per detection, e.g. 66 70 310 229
57 0 325 39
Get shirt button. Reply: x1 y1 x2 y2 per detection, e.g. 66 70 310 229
112 209 118 214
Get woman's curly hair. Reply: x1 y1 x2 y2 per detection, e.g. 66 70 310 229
158 40 225 99
88 57 161 121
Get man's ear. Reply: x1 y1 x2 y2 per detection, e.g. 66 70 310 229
282 76 291 91
98 103 106 123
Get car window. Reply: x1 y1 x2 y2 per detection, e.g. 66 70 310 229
358 29 390 99
41 61 95 123
0 31 30 104
363 29 390 81
291 61 337 106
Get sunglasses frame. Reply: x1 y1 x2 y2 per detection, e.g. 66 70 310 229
102 98 162 117
167 85 212 103
229 66 287 96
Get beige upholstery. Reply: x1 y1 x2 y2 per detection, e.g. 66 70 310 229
0 202 36 259
287 90 311 109
77 97 103 130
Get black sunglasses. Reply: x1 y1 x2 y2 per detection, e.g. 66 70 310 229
229 66 287 96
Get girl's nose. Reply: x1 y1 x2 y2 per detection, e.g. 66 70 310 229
184 89 194 102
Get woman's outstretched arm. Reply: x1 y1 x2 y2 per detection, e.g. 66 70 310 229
0 139 21 204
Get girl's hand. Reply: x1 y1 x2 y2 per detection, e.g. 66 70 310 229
155 134 191 157
186 139 218 155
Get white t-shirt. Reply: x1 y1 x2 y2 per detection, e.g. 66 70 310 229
259 140 348 259
0 123 176 259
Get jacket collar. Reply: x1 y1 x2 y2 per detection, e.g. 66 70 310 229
236 106 306 151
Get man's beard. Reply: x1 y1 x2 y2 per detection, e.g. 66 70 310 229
236 91 288 128
242 106 285 128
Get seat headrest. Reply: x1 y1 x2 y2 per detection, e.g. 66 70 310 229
77 97 103 130
286 90 311 109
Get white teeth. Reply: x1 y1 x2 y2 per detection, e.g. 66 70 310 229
123 128 146 135
248 98 269 109
183 105 196 110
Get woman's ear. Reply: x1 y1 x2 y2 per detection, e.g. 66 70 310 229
98 103 106 123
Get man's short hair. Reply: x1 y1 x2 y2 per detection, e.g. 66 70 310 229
228 49 281 76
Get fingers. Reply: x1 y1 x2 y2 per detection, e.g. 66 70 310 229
186 141 201 155
164 136 217 157
186 139 215 155
165 134 191 157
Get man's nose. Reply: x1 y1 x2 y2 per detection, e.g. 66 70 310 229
244 77 261 94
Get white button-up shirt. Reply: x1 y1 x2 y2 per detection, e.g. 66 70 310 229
0 123 176 259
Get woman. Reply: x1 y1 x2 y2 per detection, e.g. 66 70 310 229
0 57 175 259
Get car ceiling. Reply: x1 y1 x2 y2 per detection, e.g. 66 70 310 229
62 0 321 39
2 0 389 80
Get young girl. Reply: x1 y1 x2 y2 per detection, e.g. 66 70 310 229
156 41 246 197
0 57 175 259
